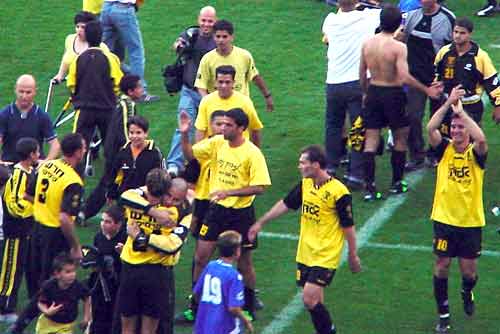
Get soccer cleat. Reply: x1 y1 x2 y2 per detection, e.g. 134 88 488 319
435 315 451 333
389 180 409 194
363 190 383 201
242 310 255 322
476 4 496 16
461 290 475 316
174 294 197 323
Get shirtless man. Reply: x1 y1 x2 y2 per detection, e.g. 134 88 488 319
359 4 441 200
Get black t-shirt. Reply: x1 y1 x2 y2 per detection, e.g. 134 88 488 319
180 33 216 88
38 278 89 324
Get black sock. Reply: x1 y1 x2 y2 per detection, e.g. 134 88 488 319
433 276 449 316
391 150 406 184
191 259 196 289
244 287 256 314
308 303 333 334
341 137 348 157
363 152 376 188
462 275 478 293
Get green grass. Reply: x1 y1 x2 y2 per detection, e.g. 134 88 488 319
1 0 499 333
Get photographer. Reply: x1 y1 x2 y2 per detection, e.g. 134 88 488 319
84 205 127 334
166 6 217 177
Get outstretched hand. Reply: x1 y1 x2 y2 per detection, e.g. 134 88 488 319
179 110 192 134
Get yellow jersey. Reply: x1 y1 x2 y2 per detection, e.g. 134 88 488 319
195 46 259 96
192 136 271 208
32 160 84 228
431 139 486 228
284 178 352 269
82 0 104 14
195 91 263 140
120 188 191 266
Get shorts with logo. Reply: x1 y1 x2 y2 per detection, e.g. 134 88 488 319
117 262 172 319
192 199 210 239
433 221 482 259
363 85 409 130
198 203 257 249
296 263 336 287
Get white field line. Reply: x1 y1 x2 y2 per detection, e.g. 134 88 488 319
260 170 426 334
365 242 500 257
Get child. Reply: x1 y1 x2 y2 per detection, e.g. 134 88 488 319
88 205 127 334
35 253 90 334
0 138 39 324
193 230 253 334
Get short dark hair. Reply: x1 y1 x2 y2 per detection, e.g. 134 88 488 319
16 137 39 161
127 115 149 132
217 230 241 257
146 168 172 198
225 108 249 130
455 17 474 33
301 145 328 169
0 166 11 189
213 19 234 35
61 133 84 157
74 11 96 25
120 74 141 95
84 20 102 47
380 4 402 33
104 205 125 224
215 65 236 80
52 253 76 273
210 110 226 121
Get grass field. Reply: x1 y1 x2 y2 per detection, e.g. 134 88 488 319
1 0 499 333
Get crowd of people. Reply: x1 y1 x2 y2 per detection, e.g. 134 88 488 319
0 0 497 334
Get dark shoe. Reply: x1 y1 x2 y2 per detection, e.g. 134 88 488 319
404 159 425 172
461 290 475 316
363 190 383 201
476 3 496 16
137 94 160 103
174 307 195 324
389 180 409 195
435 316 451 333
343 174 364 190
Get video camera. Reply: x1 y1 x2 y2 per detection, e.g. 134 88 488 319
81 245 116 302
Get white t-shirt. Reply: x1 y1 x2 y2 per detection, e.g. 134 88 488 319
322 8 380 84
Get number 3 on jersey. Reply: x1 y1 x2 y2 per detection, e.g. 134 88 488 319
38 178 50 203
201 274 222 305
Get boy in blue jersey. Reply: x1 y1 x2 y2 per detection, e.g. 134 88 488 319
193 231 253 334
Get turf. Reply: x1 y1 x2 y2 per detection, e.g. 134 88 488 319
1 0 499 333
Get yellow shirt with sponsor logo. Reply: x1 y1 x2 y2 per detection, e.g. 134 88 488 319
195 46 259 96
285 178 351 269
431 139 485 228
195 91 263 139
83 0 104 14
192 136 271 208
119 189 183 266
33 160 83 228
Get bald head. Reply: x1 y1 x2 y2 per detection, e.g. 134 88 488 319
164 177 188 207
15 74 37 111
198 6 216 36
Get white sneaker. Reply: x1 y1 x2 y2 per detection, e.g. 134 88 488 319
476 4 496 16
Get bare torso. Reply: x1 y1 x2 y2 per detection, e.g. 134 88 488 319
363 33 405 87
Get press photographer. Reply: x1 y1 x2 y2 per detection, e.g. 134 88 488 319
81 205 127 334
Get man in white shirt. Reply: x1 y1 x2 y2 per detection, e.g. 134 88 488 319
322 0 380 186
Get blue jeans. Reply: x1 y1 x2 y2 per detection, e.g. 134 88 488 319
166 85 202 169
100 2 147 90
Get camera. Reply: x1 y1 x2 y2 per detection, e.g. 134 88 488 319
176 26 200 57
81 245 115 273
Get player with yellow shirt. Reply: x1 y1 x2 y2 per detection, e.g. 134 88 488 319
194 19 274 112
195 65 263 147
117 168 189 334
427 86 488 333
248 144 361 334
180 108 271 320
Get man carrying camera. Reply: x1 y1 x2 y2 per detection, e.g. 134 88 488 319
166 6 217 177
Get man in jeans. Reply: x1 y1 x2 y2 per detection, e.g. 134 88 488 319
166 6 217 177
100 0 158 102
322 0 380 185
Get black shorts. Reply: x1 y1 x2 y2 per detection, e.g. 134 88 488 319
363 85 409 130
199 203 257 250
192 199 210 239
433 221 482 259
117 262 172 319
296 263 336 287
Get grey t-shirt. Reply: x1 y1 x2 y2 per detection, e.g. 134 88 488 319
181 34 216 88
